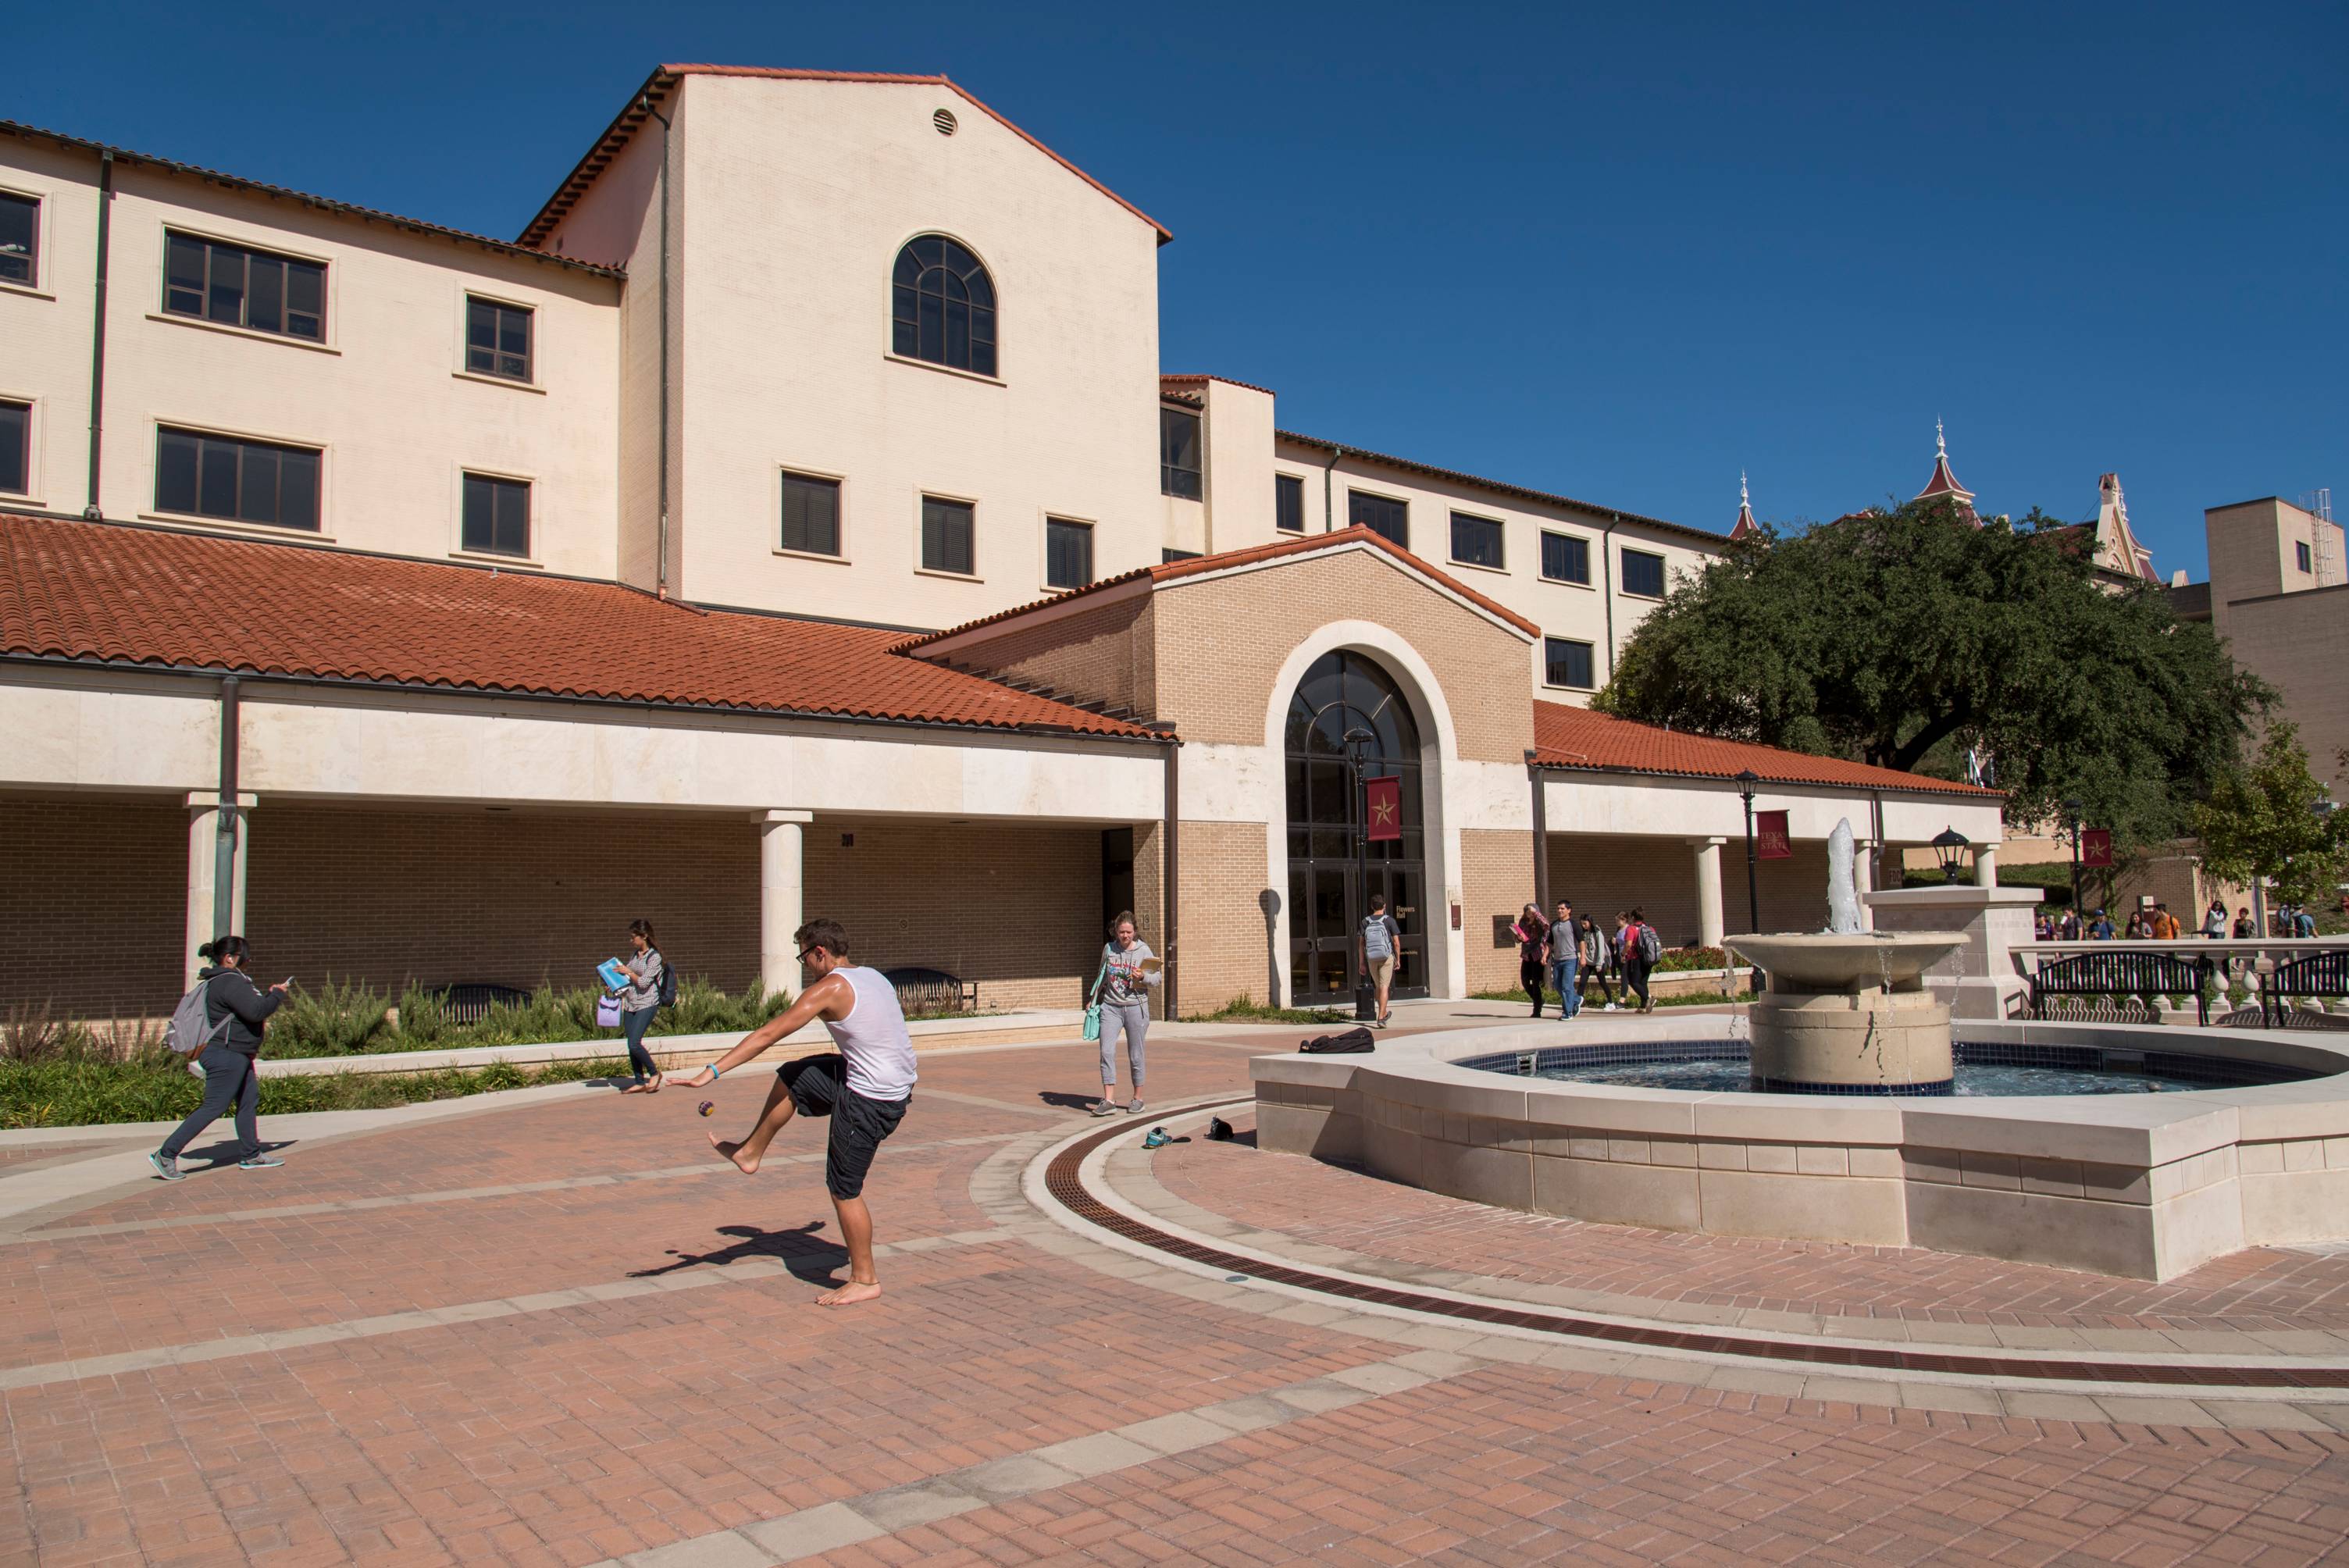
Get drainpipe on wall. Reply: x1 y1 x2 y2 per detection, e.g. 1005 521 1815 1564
1161 740 1181 1018
1526 751 1550 915
1599 513 1621 682
639 94 674 600
213 676 240 938
84 149 113 519
1321 444 1342 531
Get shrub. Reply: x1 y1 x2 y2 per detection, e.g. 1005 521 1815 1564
1184 994 1350 1025
269 978 393 1056
0 1050 635 1129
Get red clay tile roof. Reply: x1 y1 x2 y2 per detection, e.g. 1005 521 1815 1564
519 67 1171 251
0 120 622 280
0 512 1158 740
900 526 1539 653
1533 701 1998 798
1160 372 1279 397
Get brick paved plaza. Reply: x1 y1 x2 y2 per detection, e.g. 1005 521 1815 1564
8 1026 2349 1566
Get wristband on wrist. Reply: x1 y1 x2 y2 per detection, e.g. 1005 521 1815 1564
708 1065 722 1081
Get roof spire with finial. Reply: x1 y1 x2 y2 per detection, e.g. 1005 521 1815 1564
1915 418 1977 521
1731 470 1760 539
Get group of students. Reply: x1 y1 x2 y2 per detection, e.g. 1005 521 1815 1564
1511 900 1659 1019
2039 899 2323 943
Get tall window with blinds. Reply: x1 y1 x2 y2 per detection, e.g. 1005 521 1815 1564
921 495 975 576
779 470 841 556
461 473 530 558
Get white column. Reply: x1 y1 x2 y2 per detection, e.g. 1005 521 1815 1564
1974 839 2001 889
1854 838 1877 930
759 810 814 999
184 792 254 989
1691 837 1725 949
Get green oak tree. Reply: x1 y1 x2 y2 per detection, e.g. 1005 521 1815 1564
2190 723 2349 911
1593 500 2269 845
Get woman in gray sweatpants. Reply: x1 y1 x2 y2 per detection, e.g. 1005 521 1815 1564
1089 912 1160 1116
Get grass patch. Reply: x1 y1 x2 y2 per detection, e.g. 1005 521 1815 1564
1183 995 1353 1025
0 1038 632 1131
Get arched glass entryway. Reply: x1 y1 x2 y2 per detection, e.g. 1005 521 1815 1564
1285 650 1427 1002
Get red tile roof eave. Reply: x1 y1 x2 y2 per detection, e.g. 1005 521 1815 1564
0 120 624 280
517 66 1172 251
1531 700 2001 801
1275 429 1725 547
1531 754 2001 800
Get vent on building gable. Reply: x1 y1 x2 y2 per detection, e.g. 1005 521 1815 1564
933 108 958 136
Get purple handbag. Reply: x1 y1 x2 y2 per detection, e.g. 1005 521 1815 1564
594 993 622 1028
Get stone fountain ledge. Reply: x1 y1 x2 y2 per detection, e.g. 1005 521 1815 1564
1251 1014 2349 1282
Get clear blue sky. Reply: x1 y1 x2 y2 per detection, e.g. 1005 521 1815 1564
16 2 2344 576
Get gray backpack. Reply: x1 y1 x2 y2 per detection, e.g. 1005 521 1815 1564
165 978 232 1056
1362 914 1395 961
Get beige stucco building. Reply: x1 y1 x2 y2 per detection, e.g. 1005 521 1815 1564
0 67 2001 1024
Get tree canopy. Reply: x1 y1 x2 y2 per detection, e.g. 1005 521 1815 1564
1593 501 2269 844
2190 722 2349 909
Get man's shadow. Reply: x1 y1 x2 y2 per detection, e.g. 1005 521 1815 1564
631 1221 849 1288
178 1137 294 1169
1037 1091 1100 1110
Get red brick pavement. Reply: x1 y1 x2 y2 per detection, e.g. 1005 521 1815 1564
6 1035 2349 1565
1155 1117 2349 1336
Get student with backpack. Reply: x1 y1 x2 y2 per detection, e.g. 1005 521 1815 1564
614 918 672 1093
1358 893 1402 1028
1622 907 1661 1014
1577 916 1617 1010
151 936 287 1180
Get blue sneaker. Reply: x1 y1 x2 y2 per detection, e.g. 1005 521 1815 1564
148 1151 184 1181
237 1153 284 1170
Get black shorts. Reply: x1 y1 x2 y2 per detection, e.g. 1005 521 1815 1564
778 1054 910 1200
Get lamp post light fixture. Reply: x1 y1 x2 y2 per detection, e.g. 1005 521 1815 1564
1343 725 1379 1023
1734 768 1762 937
1930 826 1972 884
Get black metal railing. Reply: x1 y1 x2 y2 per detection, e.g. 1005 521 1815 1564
2265 949 2349 1028
433 983 531 1025
2028 950 2215 1027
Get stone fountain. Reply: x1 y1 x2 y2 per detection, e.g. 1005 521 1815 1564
1727 820 1969 1094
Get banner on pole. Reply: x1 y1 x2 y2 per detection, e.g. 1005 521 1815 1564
1756 810 1792 860
2081 829 2113 868
1364 776 1402 842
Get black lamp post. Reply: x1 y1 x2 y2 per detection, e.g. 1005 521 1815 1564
1344 725 1378 1022
1734 768 1761 935
1930 826 1971 884
2062 796 2084 925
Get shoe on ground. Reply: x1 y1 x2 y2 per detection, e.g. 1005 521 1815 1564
1126 1098 1146 1114
1089 1099 1117 1117
149 1151 184 1181
1605 1003 1619 1011
237 1153 284 1170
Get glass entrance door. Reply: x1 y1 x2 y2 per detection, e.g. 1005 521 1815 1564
1284 651 1427 1003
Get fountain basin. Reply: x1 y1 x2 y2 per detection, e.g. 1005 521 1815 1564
1724 931 1967 992
1727 930 1972 1092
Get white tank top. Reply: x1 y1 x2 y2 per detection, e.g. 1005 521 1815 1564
822 967 918 1102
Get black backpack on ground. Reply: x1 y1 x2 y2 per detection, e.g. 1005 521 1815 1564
1299 1027 1375 1054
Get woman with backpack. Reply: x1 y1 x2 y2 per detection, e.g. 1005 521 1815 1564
1622 907 1658 1014
1577 916 1616 1011
150 936 287 1180
614 918 668 1093
1510 903 1548 1017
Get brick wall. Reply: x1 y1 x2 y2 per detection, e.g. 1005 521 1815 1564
926 593 1158 720
1723 839 1835 939
1 797 187 1021
1153 549 1535 762
804 818 1104 1011
1460 828 1537 995
1542 832 1832 950
247 806 761 997
1172 819 1278 1014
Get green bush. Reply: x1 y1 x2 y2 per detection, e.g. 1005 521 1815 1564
1183 994 1351 1025
0 1050 633 1130
269 977 394 1055
248 976 793 1060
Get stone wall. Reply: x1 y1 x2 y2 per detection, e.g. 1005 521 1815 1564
1 796 189 1021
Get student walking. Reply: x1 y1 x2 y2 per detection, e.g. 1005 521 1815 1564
1621 907 1658 1014
674 919 914 1308
1088 912 1160 1115
615 919 668 1094
1577 916 1616 1010
1359 893 1402 1028
151 937 287 1180
1545 900 1581 1021
2201 900 2229 939
1511 903 1548 1017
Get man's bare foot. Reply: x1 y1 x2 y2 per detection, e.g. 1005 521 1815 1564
708 1131 761 1174
816 1278 882 1307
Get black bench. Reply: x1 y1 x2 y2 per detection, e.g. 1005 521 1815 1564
882 968 979 1014
2264 949 2349 1029
431 983 532 1025
2028 950 2215 1028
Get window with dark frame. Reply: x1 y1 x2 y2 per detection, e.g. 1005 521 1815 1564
154 426 320 530
1349 490 1407 548
1620 547 1667 598
891 236 996 376
1449 511 1503 568
779 470 842 557
921 495 975 576
1160 406 1202 499
1274 473 1304 533
465 296 533 381
1045 517 1093 590
163 232 325 340
1544 636 1595 690
1540 530 1591 584
0 193 36 287
2297 541 2313 573
460 472 531 558
0 401 27 494
1162 548 1202 563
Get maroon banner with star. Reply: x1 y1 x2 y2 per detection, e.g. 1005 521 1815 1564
1365 775 1402 842
2082 829 2113 868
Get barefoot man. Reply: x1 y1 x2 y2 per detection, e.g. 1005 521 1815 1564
665 919 914 1307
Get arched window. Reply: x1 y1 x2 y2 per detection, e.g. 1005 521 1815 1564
891 236 996 376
